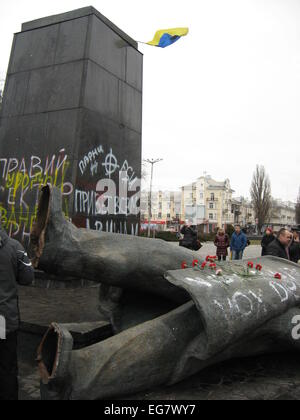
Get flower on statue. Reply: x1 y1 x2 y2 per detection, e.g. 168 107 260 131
206 255 217 262
181 262 188 269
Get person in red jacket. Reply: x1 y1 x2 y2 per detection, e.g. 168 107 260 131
214 228 230 261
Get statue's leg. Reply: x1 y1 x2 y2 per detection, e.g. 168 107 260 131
38 300 300 400
38 301 201 400
30 186 199 303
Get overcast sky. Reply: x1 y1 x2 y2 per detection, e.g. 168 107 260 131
0 0 299 201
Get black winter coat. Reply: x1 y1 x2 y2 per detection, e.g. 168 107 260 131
265 238 289 260
0 228 34 333
261 234 275 256
289 240 300 263
180 226 198 250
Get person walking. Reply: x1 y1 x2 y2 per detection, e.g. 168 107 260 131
230 225 247 260
214 228 230 261
0 227 34 400
261 228 275 256
265 228 291 260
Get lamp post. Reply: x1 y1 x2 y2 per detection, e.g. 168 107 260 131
143 158 163 238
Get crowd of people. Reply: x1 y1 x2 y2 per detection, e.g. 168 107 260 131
180 223 300 264
260 227 300 263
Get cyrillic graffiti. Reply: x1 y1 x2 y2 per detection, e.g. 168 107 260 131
0 150 72 244
0 144 141 243
79 145 104 176
76 146 141 234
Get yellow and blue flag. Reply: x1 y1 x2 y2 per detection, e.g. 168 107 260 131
147 28 189 48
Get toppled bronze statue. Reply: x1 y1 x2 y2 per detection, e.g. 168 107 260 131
31 186 300 400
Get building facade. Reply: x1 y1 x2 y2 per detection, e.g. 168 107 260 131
141 190 182 231
231 197 255 227
268 200 296 231
141 177 296 235
181 176 236 233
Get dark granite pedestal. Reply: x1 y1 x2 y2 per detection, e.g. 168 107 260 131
0 7 143 247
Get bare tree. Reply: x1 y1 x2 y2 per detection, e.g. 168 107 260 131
250 165 272 232
296 188 300 225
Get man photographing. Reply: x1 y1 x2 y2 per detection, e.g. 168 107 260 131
0 226 34 400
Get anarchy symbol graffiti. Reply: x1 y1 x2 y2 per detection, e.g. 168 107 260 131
102 149 119 178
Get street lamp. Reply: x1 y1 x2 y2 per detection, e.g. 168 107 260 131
143 158 163 238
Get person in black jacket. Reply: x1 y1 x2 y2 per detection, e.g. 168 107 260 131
289 231 300 264
265 228 292 260
0 227 34 400
261 228 275 256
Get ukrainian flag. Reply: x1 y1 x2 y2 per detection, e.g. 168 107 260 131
147 28 189 48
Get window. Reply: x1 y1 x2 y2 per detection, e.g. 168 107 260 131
209 203 214 209
209 213 214 219
211 193 215 201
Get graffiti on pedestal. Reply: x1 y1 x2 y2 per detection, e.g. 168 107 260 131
0 149 72 245
75 144 141 235
0 144 141 246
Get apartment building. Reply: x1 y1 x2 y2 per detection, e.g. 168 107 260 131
141 190 182 230
231 197 255 227
182 176 235 233
141 178 296 234
269 200 296 231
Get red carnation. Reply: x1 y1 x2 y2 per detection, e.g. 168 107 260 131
256 264 262 271
274 273 282 280
248 262 254 269
209 263 217 269
192 259 199 267
201 262 207 269
181 262 188 269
